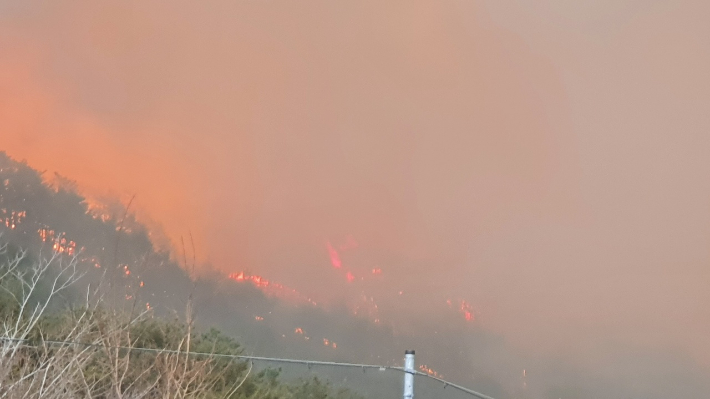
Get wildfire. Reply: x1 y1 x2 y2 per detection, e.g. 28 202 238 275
325 239 366 284
229 271 273 288
37 227 79 256
447 299 475 322
460 300 475 321
351 294 381 322
227 272 317 306
0 189 490 381
326 241 342 268
52 237 77 256
419 364 443 378
1 209 25 230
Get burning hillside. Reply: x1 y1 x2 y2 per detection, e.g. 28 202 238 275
0 151 494 395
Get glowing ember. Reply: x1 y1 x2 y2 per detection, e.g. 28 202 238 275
371 268 382 275
1 209 25 230
419 364 443 378
294 327 304 335
50 237 77 255
351 294 381 322
448 299 475 322
345 271 355 283
460 300 475 321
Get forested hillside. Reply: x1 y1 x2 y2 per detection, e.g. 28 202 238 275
0 151 509 399
0 151 366 398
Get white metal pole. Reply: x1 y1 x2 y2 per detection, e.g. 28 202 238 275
403 350 415 399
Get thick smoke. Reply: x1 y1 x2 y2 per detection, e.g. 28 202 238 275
1 0 710 397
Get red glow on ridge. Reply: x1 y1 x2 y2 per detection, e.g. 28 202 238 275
227 272 317 306
446 299 476 322
460 300 475 321
326 241 342 268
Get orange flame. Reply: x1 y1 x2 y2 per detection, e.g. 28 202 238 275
227 272 317 306
419 364 443 378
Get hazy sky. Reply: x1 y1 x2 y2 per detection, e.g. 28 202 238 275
1 0 709 388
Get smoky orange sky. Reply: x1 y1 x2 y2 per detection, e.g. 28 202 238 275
1 0 709 381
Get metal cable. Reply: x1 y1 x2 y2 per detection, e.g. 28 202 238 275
0 336 495 399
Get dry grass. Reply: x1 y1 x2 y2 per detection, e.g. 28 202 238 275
0 241 251 399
